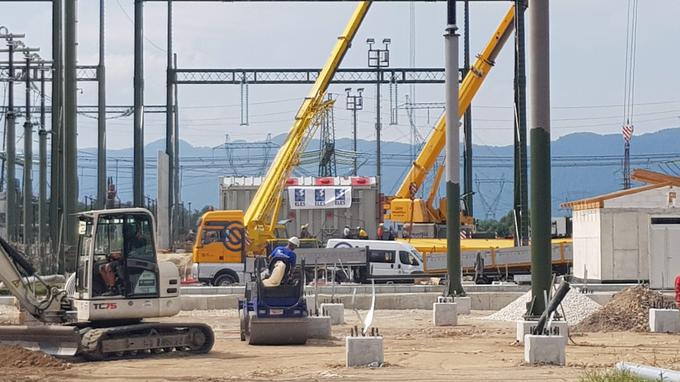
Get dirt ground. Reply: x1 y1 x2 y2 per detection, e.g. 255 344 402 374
3 309 680 381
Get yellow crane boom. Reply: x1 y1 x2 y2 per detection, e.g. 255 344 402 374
244 2 372 255
385 4 516 224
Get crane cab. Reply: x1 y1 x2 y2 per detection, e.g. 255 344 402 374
72 208 181 322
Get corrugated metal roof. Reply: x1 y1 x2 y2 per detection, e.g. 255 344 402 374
560 182 672 210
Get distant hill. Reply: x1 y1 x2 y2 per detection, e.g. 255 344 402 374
78 128 680 219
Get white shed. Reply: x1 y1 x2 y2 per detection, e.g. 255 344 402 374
562 180 679 286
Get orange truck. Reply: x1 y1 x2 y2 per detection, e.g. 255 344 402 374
191 210 246 285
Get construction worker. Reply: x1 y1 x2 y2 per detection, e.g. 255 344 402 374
343 225 351 239
358 226 368 240
263 237 299 287
299 224 312 239
377 223 385 240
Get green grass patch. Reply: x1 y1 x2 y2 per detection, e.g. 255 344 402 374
579 369 649 382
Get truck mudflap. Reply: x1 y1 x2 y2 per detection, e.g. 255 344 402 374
80 322 215 360
0 325 80 357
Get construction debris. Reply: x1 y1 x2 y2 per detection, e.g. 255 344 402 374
575 285 675 332
485 289 601 326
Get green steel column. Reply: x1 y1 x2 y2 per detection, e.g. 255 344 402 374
23 57 33 247
64 0 79 265
51 0 64 272
527 0 551 317
445 0 465 297
462 0 473 218
514 0 529 246
133 0 145 207
166 0 175 246
6 41 16 242
97 0 107 209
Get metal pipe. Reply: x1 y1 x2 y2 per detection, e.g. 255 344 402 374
375 66 381 192
39 68 47 272
445 0 464 296
166 0 175 245
527 0 551 316
50 0 63 273
97 0 107 209
133 0 145 207
64 0 79 263
23 56 33 247
615 362 680 382
352 106 357 176
6 40 16 242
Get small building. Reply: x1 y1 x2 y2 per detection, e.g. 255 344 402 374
562 173 679 287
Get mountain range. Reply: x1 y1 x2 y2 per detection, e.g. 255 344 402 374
78 128 680 220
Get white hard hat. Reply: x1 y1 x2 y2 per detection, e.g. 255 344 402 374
288 237 300 247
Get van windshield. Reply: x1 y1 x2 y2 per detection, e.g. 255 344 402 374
410 250 423 262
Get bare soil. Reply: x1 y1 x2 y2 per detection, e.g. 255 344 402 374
1 307 679 381
575 286 676 332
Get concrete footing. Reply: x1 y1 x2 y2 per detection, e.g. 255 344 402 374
320 303 344 325
433 302 458 326
524 334 566 366
516 320 568 343
346 336 384 367
454 296 471 315
649 309 680 333
306 316 332 339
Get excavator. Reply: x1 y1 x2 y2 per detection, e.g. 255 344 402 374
236 1 372 345
0 208 214 360
384 5 516 237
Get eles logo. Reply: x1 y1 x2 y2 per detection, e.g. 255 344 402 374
93 303 118 310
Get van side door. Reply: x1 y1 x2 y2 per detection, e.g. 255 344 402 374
368 249 397 276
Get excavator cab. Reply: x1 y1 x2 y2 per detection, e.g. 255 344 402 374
72 208 181 322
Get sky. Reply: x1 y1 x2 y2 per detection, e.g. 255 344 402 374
2 0 680 153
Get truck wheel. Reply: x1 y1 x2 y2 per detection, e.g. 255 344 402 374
213 273 237 286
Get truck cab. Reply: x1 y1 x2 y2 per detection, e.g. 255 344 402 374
325 239 424 282
191 210 246 285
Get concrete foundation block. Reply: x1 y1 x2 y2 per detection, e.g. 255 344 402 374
649 309 680 333
320 303 344 325
306 316 332 339
516 320 568 344
433 302 458 326
345 336 384 367
454 297 471 315
524 334 566 366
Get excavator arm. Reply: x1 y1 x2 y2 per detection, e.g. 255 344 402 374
244 2 372 255
385 5 515 223
0 236 66 323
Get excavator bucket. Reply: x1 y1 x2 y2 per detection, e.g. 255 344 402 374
247 316 308 345
0 325 81 357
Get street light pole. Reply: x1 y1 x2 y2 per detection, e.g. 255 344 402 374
345 87 364 176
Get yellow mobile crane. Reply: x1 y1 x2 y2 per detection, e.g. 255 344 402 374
244 3 371 256
384 5 516 233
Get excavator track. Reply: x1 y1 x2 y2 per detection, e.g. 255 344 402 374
79 322 214 361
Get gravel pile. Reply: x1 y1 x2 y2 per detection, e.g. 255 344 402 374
485 289 601 326
574 285 674 332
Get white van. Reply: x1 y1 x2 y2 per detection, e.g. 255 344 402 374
325 239 424 282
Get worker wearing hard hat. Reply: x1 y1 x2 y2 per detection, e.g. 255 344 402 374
358 226 369 240
263 237 299 287
299 224 312 239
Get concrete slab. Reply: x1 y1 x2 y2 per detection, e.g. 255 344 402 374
346 336 384 367
433 302 457 326
524 335 566 366
649 309 680 333
454 296 471 315
320 303 344 325
307 316 332 339
516 320 568 343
